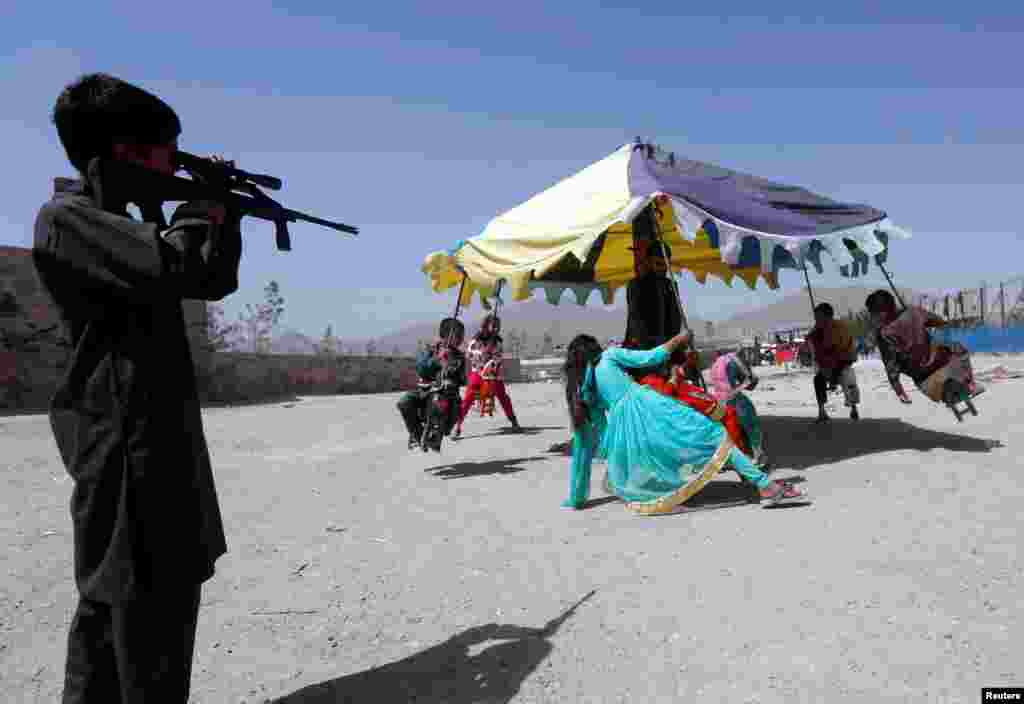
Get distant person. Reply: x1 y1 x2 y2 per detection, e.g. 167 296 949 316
808 303 861 422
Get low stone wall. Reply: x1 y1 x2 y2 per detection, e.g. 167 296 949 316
198 352 419 404
198 353 523 404
2 245 523 411
2 343 525 414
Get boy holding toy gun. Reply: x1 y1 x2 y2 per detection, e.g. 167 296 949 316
32 73 243 703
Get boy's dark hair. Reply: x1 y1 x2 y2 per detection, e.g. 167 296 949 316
438 317 465 341
865 290 896 313
814 302 834 318
52 73 181 173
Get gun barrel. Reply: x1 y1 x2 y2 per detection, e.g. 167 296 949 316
176 151 283 191
283 208 359 235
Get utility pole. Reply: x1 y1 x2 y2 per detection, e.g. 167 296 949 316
1000 282 1007 328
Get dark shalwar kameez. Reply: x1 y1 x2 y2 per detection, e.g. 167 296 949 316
32 159 241 704
625 272 682 350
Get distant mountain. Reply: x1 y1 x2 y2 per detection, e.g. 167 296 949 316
269 329 319 355
714 285 918 337
365 297 709 356
267 284 918 357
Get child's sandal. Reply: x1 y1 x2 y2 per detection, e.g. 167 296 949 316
763 480 809 506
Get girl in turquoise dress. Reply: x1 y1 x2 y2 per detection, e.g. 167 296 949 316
562 333 806 515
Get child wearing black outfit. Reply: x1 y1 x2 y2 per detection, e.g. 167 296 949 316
397 317 467 449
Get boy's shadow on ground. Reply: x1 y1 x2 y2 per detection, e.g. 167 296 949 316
763 415 1003 472
426 456 551 479
271 591 596 704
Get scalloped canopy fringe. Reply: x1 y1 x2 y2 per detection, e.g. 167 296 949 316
421 142 909 308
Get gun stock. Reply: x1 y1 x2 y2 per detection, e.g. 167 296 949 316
97 157 358 251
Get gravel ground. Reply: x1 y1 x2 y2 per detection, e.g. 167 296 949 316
2 356 1022 703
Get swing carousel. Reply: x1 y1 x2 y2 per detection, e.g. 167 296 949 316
422 139 910 337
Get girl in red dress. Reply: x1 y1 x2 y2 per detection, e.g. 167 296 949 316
454 314 521 437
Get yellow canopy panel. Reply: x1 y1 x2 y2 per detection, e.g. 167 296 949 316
422 198 778 308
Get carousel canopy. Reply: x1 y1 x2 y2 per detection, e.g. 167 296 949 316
423 141 910 307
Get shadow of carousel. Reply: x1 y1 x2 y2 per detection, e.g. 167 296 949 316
761 415 1003 472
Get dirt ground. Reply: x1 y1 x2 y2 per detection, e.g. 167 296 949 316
2 356 1022 703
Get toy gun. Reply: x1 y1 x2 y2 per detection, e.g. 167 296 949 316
477 589 597 644
96 151 359 251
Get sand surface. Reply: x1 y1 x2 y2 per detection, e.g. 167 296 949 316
2 356 1022 703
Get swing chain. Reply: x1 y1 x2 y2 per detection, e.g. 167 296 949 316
878 262 907 311
447 271 469 348
801 253 817 312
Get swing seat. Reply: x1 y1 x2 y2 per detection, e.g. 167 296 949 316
477 379 497 416
916 343 980 422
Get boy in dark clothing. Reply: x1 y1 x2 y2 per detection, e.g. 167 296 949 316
397 317 467 449
32 73 243 703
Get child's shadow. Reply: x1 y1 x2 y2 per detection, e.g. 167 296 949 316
426 455 549 479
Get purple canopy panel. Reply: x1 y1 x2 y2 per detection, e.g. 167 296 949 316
627 144 888 274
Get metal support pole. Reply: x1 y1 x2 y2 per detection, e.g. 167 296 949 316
651 204 691 334
452 272 468 319
878 262 907 310
447 272 469 347
1001 282 1007 328
801 257 817 312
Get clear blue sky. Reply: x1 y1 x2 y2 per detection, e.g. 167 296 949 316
3 2 1022 337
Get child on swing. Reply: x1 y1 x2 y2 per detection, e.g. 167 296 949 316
865 290 983 406
637 347 753 457
709 350 771 470
477 356 502 417
808 302 861 423
453 313 521 437
397 317 467 449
